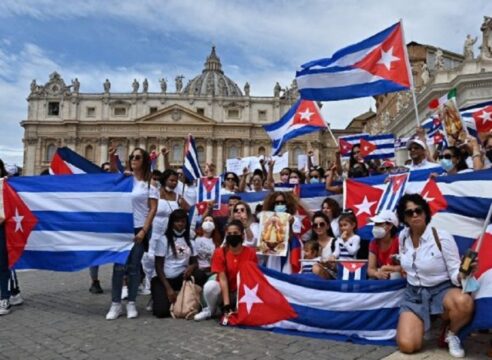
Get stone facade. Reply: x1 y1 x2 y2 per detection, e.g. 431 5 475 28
22 47 355 175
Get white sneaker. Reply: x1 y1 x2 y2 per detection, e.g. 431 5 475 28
0 299 11 315
194 308 212 321
138 284 151 295
121 285 129 300
105 302 123 320
146 299 153 312
445 330 465 358
126 301 138 319
10 294 24 306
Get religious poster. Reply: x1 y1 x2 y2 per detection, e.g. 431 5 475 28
438 98 468 144
257 211 290 256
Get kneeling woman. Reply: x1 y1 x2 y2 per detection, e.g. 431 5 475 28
395 194 474 358
194 220 258 321
152 209 207 318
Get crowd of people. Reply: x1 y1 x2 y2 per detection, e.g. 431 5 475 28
1 127 491 358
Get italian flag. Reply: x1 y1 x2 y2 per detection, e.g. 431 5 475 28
428 88 457 110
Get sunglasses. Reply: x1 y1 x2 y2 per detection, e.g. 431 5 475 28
280 173 290 176
226 177 236 181
274 201 286 205
313 222 326 228
234 207 246 213
438 154 452 160
130 154 142 161
404 207 424 217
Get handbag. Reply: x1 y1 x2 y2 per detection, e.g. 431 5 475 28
170 276 202 320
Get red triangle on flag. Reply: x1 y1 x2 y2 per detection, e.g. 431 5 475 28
420 179 447 215
339 139 354 156
353 23 411 88
391 173 408 193
340 261 366 272
359 138 377 158
434 132 444 144
472 226 492 279
225 261 296 326
472 105 492 133
50 151 73 175
200 176 219 193
344 179 383 228
290 100 326 128
3 181 38 267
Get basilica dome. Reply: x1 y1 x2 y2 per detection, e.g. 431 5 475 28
182 47 243 97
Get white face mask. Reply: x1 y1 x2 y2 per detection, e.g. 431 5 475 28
289 178 299 185
202 221 215 233
372 226 387 239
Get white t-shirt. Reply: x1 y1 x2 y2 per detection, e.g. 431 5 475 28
175 181 197 207
132 177 159 228
148 197 180 255
154 235 195 279
331 217 341 238
336 234 361 259
320 237 340 260
194 236 216 269
405 159 441 171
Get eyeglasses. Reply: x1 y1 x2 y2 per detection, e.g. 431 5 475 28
438 154 452 160
404 207 424 217
313 222 326 228
226 177 236 181
274 201 286 205
234 207 246 213
130 154 142 161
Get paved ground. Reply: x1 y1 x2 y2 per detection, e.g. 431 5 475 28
0 266 490 360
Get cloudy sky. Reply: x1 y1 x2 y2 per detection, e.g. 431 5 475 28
1 0 491 166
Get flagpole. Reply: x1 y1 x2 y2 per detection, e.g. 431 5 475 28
400 19 420 127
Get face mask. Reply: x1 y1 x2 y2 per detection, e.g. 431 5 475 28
486 149 492 163
310 178 320 184
173 228 186 237
226 234 242 247
440 158 453 172
165 186 174 192
289 178 299 185
372 226 387 239
201 221 215 233
274 204 287 213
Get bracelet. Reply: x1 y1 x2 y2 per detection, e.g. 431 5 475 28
472 153 481 158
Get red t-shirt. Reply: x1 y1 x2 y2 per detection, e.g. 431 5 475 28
211 246 258 292
369 236 399 267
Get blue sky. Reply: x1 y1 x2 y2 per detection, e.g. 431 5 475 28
1 0 491 166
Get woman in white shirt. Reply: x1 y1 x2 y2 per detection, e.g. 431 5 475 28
194 216 221 273
151 209 207 318
229 201 259 248
395 194 474 358
106 148 158 320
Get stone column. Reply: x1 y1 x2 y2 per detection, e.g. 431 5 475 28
23 138 38 176
216 140 223 173
99 137 108 164
138 137 147 150
157 137 166 170
128 137 137 155
242 139 250 157
206 139 213 164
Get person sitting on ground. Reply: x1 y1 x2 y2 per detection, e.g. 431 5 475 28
309 212 339 279
335 210 360 259
367 210 401 280
395 194 475 358
229 201 259 247
194 220 258 321
194 216 222 274
151 209 207 318
300 240 321 274
321 197 342 237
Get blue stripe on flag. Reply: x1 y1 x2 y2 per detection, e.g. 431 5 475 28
263 100 300 131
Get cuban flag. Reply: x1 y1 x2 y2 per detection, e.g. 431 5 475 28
197 177 221 210
338 133 369 160
50 147 103 175
395 137 409 150
460 100 492 135
336 261 368 281
2 174 134 271
359 134 395 160
296 21 412 101
183 134 203 181
263 99 327 156
226 262 406 345
376 172 409 212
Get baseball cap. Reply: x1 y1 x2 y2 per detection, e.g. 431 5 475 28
370 210 399 227
406 138 426 150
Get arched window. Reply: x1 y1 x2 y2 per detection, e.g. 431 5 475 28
228 144 240 159
85 145 94 161
173 143 183 163
46 143 56 162
197 146 205 164
293 145 303 163
258 146 266 156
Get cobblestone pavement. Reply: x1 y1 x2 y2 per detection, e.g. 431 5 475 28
0 267 489 360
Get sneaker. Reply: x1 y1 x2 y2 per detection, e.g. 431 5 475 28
194 308 212 321
89 281 103 294
145 299 153 312
9 294 24 306
105 302 123 320
0 299 11 315
138 284 151 295
445 330 465 358
126 301 138 319
121 285 128 300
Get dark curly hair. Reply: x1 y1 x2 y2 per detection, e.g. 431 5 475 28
396 193 432 226
311 211 334 239
164 209 191 257
321 197 342 219
263 191 298 215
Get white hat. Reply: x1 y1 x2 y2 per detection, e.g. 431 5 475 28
5 164 18 176
370 210 399 227
406 138 426 150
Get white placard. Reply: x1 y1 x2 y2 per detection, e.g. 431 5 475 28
226 158 243 176
271 152 289 174
297 154 308 170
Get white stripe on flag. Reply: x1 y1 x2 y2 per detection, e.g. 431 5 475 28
297 68 384 89
475 269 492 300
26 231 133 251
430 212 483 239
64 161 86 174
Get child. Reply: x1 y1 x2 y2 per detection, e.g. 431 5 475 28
335 210 360 259
300 240 321 274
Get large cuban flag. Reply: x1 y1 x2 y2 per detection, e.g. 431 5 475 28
50 147 103 175
2 174 134 271
296 21 412 101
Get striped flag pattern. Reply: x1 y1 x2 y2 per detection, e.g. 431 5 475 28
183 134 203 181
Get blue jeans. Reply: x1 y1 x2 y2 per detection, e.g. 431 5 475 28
0 224 10 300
111 228 147 303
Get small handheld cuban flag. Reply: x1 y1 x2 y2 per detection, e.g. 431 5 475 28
338 133 369 160
184 134 203 181
376 172 409 212
359 134 395 160
336 261 368 281
197 176 221 210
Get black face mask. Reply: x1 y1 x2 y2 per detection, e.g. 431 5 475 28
226 234 242 247
486 149 492 163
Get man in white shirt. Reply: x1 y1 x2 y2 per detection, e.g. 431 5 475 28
405 138 440 171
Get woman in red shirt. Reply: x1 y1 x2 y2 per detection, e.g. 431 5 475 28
194 219 257 321
367 210 401 280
